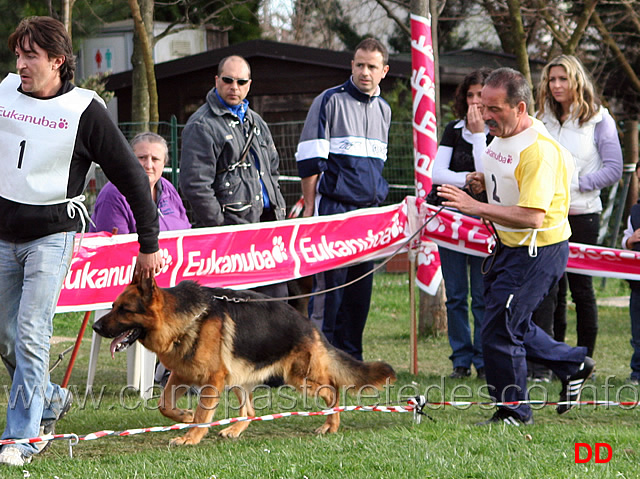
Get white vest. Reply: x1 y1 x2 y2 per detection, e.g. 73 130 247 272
0 73 99 205
540 107 604 215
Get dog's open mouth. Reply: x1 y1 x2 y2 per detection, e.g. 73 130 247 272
110 328 142 358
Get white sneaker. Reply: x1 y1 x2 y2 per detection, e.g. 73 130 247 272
35 425 50 454
0 446 32 467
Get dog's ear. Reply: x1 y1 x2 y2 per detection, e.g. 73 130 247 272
137 276 156 303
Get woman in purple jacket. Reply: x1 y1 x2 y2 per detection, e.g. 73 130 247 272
91 132 191 233
90 132 190 391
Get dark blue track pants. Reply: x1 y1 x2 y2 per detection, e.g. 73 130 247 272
308 195 376 361
482 241 587 419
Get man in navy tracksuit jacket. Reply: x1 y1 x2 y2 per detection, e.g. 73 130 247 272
295 38 391 360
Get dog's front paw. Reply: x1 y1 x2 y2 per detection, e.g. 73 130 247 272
219 423 248 438
179 410 195 423
314 420 339 435
160 408 195 423
313 424 331 435
169 435 200 446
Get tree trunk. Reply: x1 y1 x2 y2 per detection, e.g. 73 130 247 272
505 0 532 107
62 0 73 36
625 119 639 215
129 0 158 132
418 280 447 337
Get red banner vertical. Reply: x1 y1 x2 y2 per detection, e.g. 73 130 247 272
411 13 442 294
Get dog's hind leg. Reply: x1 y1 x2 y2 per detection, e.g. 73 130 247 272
219 387 254 438
287 349 341 434
170 369 226 446
300 378 341 434
159 372 195 424
314 381 341 434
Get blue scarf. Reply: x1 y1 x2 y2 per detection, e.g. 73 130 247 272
215 90 249 123
214 89 270 209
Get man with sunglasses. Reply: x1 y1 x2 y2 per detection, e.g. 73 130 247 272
295 38 391 361
181 55 286 228
180 55 287 297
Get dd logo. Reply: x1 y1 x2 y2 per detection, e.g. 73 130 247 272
574 443 612 464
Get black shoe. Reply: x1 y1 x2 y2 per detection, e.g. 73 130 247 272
476 408 533 426
476 367 486 380
557 357 595 415
37 388 73 454
449 367 471 379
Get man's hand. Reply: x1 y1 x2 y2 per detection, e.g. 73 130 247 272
439 182 545 230
437 184 482 217
301 175 319 218
627 229 640 249
134 250 164 280
465 172 486 195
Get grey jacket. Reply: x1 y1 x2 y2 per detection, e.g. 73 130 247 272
180 88 286 226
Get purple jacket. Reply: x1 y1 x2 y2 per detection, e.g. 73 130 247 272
90 177 191 233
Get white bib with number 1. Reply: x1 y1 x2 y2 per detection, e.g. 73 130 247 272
0 73 97 205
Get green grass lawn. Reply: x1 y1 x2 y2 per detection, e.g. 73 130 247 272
0 274 637 478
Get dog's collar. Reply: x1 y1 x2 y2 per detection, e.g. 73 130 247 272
174 307 208 348
212 294 249 303
193 307 208 321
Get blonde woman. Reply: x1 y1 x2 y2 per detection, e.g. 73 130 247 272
536 55 623 358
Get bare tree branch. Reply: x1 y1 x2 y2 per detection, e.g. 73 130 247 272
622 0 640 34
592 9 640 94
565 0 598 54
533 0 569 47
372 0 411 37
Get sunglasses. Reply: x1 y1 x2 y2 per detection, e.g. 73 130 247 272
220 76 250 86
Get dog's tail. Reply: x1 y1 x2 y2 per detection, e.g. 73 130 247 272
326 344 396 391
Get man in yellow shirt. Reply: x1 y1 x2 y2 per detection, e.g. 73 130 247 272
438 68 594 426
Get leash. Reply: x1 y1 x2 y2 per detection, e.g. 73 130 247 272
213 203 443 304
218 183 498 304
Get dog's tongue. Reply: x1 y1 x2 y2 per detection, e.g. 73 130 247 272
109 331 132 359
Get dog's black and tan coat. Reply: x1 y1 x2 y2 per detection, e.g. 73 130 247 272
93 277 396 445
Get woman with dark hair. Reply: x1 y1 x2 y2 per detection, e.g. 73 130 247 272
427 68 492 379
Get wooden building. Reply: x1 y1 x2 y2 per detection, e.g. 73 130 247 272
105 39 544 124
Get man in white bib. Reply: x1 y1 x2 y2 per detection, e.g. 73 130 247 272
0 17 163 467
438 68 594 426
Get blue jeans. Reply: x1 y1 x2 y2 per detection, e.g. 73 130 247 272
439 246 485 370
630 289 640 379
0 232 74 456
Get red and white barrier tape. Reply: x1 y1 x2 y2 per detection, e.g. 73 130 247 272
0 403 415 457
3 397 638 457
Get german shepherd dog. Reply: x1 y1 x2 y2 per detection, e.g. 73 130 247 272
93 277 396 445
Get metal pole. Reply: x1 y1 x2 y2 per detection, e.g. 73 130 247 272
170 115 179 187
61 311 93 388
409 250 418 375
